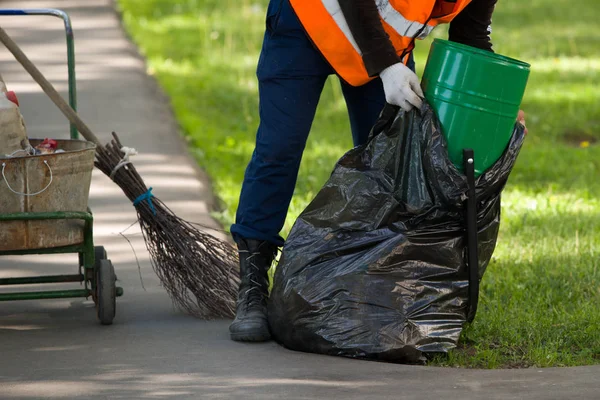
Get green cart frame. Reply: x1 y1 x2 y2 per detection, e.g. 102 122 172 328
0 9 123 325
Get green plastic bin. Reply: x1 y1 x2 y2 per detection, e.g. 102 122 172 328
421 39 530 176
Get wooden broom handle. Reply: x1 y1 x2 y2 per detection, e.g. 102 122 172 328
0 26 101 145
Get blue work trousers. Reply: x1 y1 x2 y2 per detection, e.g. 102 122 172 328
230 0 415 247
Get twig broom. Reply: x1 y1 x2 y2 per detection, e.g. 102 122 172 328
0 26 239 319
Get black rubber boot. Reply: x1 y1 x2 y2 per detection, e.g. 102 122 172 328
229 237 277 342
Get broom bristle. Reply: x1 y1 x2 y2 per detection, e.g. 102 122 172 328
94 132 239 319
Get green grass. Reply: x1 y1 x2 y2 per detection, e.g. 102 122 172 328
115 0 600 368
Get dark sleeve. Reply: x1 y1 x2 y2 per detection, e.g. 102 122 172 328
448 0 498 51
338 0 402 77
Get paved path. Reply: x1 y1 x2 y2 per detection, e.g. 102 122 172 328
0 1 598 399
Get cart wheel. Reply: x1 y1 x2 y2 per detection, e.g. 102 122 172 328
90 246 108 306
96 259 116 325
95 246 107 263
95 246 117 281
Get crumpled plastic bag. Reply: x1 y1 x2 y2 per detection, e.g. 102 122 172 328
267 102 525 364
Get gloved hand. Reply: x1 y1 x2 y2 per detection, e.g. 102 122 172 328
379 62 424 112
517 109 528 135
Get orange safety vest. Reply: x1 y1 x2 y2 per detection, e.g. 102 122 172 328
289 0 472 86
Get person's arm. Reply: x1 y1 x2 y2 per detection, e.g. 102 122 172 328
448 0 498 51
337 0 401 77
337 0 423 111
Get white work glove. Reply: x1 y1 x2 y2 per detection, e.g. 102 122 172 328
379 62 424 112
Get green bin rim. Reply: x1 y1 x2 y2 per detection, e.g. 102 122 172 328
431 38 531 69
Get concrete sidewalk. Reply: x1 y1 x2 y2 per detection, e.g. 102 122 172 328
0 1 598 399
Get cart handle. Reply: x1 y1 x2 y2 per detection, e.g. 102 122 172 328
0 8 78 140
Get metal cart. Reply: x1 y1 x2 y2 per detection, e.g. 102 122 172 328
0 8 123 325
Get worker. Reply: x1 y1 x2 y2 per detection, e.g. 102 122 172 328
228 0 505 342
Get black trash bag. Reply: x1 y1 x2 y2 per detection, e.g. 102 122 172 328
267 102 526 364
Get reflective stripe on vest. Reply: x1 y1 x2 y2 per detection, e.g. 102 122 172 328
376 1 435 39
290 0 472 86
